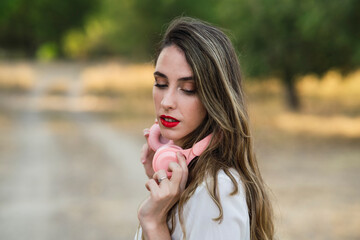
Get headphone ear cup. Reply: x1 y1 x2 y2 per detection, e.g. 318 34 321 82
153 145 182 177
148 124 164 151
148 123 172 151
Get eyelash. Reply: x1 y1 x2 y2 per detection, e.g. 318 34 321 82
154 80 196 95
182 89 196 95
154 83 167 89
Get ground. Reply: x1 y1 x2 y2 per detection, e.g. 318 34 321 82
0 61 359 240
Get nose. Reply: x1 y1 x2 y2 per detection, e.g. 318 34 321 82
161 90 176 110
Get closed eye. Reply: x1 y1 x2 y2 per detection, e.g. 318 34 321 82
154 83 167 88
154 76 168 89
181 88 196 95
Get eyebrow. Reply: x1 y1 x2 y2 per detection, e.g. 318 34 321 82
154 71 193 81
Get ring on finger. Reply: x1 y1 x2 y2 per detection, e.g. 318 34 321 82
158 176 167 183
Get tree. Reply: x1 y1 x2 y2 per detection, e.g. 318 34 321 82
217 0 360 109
0 0 99 57
100 0 220 60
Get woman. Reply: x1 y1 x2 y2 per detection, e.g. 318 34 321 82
136 17 274 240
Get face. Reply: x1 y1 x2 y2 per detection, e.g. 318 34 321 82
153 45 207 146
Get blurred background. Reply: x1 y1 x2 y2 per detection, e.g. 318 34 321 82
0 0 359 239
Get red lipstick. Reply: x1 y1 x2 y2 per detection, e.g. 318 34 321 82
160 115 180 128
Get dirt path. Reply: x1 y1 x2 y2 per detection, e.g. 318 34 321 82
0 62 147 240
0 61 359 240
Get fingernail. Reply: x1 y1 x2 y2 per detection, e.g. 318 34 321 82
143 129 149 136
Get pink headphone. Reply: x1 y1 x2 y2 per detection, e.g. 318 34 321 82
147 123 212 177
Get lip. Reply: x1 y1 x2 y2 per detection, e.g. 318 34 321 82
160 115 180 128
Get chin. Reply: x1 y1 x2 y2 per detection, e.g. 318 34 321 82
160 129 182 142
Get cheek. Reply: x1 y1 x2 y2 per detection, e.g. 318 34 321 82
190 100 207 122
152 89 161 109
198 106 207 122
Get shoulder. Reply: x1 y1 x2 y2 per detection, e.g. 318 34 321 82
193 169 248 218
196 168 245 201
175 168 250 239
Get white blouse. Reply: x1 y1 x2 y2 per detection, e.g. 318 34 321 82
135 169 250 240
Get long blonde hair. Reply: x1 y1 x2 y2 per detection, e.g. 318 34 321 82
155 17 274 240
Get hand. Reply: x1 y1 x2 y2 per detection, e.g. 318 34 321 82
138 152 189 239
141 128 155 179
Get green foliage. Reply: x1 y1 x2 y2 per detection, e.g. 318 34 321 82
1 0 359 84
214 0 360 109
92 0 359 80
0 0 99 57
99 0 220 60
218 0 360 78
62 18 112 59
36 42 58 61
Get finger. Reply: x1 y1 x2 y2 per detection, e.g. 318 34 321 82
140 144 148 164
153 169 167 180
145 179 159 192
143 128 150 138
177 152 189 190
153 170 168 184
141 143 155 165
168 160 183 185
